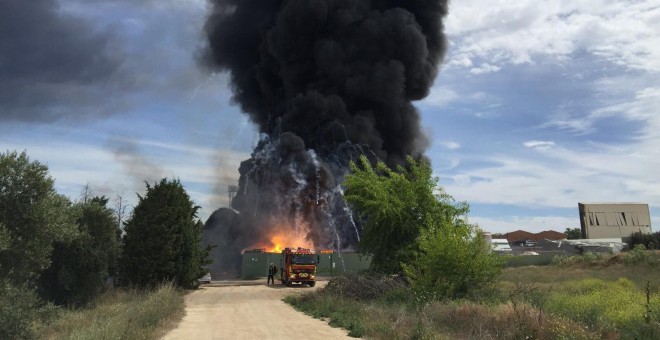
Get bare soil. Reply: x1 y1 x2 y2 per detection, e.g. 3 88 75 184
162 280 352 340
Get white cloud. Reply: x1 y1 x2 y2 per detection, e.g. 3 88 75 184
470 63 501 75
441 87 660 211
446 0 660 72
440 141 462 150
420 86 459 108
523 140 555 149
546 87 660 137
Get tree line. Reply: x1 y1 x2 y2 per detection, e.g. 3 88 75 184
0 150 210 339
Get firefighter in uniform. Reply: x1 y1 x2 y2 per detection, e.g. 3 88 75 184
267 263 277 285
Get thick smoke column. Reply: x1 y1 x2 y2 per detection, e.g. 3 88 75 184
202 0 448 276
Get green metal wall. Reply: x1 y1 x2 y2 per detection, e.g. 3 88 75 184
241 251 372 278
241 251 284 279
317 252 372 275
242 250 560 277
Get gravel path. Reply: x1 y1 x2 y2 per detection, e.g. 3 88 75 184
162 281 352 340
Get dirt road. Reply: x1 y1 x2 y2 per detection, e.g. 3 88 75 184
162 281 352 340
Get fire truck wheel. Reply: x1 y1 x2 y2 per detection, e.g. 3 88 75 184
308 281 316 287
285 279 293 287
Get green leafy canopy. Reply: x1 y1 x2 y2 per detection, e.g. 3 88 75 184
344 155 503 298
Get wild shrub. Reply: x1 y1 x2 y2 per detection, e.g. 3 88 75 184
424 301 596 339
623 244 658 266
544 278 660 337
321 273 408 301
0 281 56 340
629 231 660 250
403 224 505 299
552 252 604 266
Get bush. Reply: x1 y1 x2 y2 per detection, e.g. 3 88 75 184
552 252 605 266
403 225 504 299
38 199 120 307
623 244 658 266
321 273 408 301
0 281 55 339
629 231 660 250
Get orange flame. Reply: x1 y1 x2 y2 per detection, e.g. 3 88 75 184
246 218 315 253
265 232 315 252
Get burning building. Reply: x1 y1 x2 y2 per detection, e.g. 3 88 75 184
201 0 449 277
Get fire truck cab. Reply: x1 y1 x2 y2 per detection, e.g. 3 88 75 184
279 247 318 287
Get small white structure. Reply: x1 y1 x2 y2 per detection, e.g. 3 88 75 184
491 239 512 254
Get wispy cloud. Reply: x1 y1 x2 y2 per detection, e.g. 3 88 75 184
421 86 459 108
523 140 555 149
470 63 501 75
439 141 462 150
446 0 660 72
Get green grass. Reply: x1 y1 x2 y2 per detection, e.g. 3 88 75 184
286 251 660 339
39 283 185 340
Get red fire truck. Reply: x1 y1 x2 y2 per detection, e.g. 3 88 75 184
279 247 318 287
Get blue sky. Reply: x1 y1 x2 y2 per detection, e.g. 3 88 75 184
1 0 658 233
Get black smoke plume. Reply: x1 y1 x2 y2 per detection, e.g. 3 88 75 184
0 0 121 122
202 0 448 277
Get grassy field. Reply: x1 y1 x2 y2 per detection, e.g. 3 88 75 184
39 283 185 340
285 250 660 339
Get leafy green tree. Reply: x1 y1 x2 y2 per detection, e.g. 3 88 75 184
344 156 468 274
565 227 582 240
0 151 76 338
0 151 77 284
120 179 210 288
344 156 503 297
38 197 120 306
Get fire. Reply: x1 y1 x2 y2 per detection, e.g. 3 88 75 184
263 232 314 253
246 218 316 253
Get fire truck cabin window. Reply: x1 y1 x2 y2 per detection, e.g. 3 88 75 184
291 254 316 265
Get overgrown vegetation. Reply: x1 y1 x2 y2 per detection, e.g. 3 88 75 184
291 154 660 338
40 283 184 340
344 156 503 297
288 255 660 339
1 150 208 338
630 231 660 250
38 197 120 306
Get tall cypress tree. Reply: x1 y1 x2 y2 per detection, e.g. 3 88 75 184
120 179 210 288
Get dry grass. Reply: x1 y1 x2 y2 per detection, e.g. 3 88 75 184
500 251 660 291
39 283 185 340
286 251 660 339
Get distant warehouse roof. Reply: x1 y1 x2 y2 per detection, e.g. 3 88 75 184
504 230 566 242
578 202 652 239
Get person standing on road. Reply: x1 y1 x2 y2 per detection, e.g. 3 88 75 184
267 263 277 285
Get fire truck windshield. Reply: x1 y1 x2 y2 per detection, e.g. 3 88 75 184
291 254 316 265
